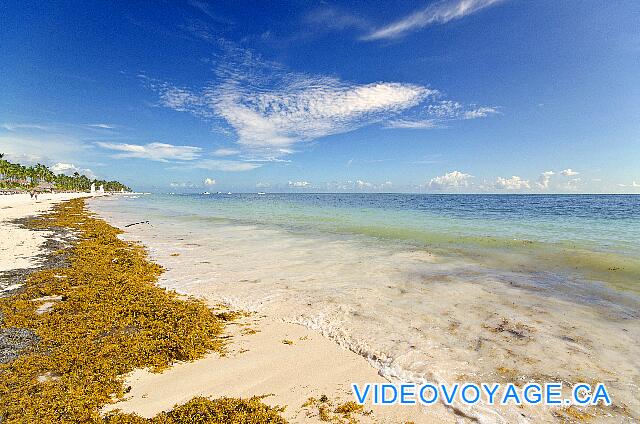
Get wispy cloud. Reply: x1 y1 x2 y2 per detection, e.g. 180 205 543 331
149 46 496 158
363 0 505 40
288 180 311 188
304 7 370 33
323 179 394 192
212 148 240 157
385 119 437 129
96 142 202 162
1 122 56 132
203 177 217 186
0 134 90 165
87 123 114 129
170 181 197 188
617 181 640 188
157 78 432 157
426 101 498 120
386 101 497 129
193 159 261 172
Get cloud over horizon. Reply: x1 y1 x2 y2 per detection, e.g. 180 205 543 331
494 175 530 190
427 170 473 189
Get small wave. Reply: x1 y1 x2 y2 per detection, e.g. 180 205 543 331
292 313 508 423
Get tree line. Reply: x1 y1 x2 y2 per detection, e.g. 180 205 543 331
0 154 131 192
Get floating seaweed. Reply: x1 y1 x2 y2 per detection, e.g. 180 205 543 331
0 198 287 423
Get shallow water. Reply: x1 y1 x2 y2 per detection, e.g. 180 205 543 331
91 194 640 422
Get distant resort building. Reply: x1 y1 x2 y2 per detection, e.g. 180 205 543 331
36 182 55 192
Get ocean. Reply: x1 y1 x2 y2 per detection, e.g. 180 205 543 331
91 193 640 419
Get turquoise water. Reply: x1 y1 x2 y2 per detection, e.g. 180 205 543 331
125 193 640 292
92 193 640 420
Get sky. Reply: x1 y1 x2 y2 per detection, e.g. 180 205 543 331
1 0 639 193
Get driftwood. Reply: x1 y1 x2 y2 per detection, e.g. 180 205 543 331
124 220 151 228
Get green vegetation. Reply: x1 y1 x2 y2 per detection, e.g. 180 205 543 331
0 198 286 423
0 155 130 192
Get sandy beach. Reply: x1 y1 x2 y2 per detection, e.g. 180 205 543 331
0 195 451 423
0 193 91 274
2 194 638 423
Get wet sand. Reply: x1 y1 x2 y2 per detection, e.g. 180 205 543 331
0 195 445 423
91 196 640 423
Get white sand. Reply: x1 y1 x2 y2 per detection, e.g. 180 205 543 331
0 193 91 274
0 193 454 423
103 314 454 423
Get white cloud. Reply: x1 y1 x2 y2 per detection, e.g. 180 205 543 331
149 47 499 156
385 119 437 129
427 101 498 120
194 159 261 172
427 170 473 189
564 178 582 191
153 69 498 155
170 181 196 188
288 180 311 188
0 134 90 165
212 148 240 156
561 168 579 176
304 7 370 32
256 182 271 188
322 180 393 191
495 175 530 190
356 179 393 191
51 162 97 179
356 179 373 189
363 0 505 40
1 123 54 132
463 106 499 119
203 177 216 186
207 80 430 153
617 181 640 188
536 170 555 189
87 123 114 129
150 49 488 158
96 142 202 162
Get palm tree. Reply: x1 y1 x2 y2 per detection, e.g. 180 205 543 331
0 157 130 192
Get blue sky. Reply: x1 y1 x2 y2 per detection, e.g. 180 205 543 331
1 0 639 193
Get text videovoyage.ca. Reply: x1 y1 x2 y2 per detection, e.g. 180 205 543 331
351 382 612 407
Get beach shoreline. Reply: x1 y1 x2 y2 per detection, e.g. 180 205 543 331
0 194 445 423
0 193 92 274
89 194 640 423
2 194 637 423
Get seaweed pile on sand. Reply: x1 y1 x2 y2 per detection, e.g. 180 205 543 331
0 198 286 423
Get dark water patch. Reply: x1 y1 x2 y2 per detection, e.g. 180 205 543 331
0 328 39 364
